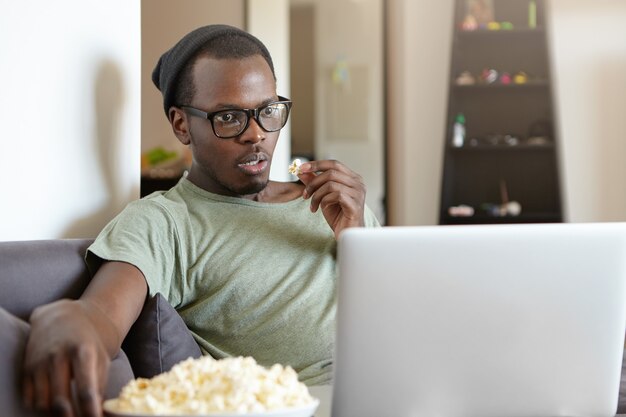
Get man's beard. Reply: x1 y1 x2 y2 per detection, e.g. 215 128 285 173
229 176 269 196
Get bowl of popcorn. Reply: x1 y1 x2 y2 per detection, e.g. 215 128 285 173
103 356 319 417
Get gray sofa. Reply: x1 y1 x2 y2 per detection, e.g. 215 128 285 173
2 239 626 415
0 239 201 416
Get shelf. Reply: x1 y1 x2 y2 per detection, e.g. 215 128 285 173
453 80 549 90
457 28 545 38
140 175 181 197
448 143 555 152
441 212 563 225
440 0 561 226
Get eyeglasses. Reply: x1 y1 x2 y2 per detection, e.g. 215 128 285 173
181 96 293 139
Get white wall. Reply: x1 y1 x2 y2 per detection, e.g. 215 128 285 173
386 0 453 225
0 0 141 240
387 0 626 225
548 0 626 222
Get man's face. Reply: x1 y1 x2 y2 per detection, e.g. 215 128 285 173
182 54 280 197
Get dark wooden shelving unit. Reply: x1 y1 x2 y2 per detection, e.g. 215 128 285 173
439 0 562 225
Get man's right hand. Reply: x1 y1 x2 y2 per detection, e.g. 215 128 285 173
23 299 113 416
22 261 148 417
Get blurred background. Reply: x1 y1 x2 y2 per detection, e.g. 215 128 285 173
1 0 625 240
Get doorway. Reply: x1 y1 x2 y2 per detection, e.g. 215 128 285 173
288 0 387 223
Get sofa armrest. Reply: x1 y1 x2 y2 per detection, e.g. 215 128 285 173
0 239 94 321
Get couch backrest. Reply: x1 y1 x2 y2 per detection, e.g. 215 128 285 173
0 239 94 320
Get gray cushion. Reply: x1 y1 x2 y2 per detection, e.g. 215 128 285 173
122 293 202 378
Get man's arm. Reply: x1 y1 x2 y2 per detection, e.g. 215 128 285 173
297 159 367 239
22 261 148 417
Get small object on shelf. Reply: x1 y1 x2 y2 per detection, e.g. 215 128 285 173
499 72 512 84
481 180 523 217
500 21 514 30
456 71 476 85
498 179 522 216
481 203 501 217
526 136 550 146
448 204 475 217
482 133 521 146
461 14 479 31
487 21 501 30
503 134 519 146
528 0 537 29
463 0 495 29
481 201 522 217
452 113 466 147
506 201 522 216
142 147 178 167
513 71 528 84
480 68 499 84
527 118 553 141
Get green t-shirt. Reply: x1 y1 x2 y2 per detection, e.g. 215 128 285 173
86 177 379 385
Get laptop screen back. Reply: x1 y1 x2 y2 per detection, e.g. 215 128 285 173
333 223 626 417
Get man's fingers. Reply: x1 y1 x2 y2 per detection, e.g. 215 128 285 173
22 375 34 409
308 182 360 213
303 171 362 200
298 160 364 198
297 171 316 188
72 345 101 417
50 354 73 417
51 398 73 417
297 159 367 237
300 160 350 175
32 368 51 410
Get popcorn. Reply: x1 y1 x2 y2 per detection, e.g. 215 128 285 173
288 159 302 176
105 356 315 415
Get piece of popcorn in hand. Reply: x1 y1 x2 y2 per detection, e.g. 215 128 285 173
288 159 302 176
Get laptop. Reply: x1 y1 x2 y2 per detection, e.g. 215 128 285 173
332 223 626 417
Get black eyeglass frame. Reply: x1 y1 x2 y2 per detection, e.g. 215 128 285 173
180 96 293 139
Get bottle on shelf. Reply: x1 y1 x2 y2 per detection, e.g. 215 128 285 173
452 113 466 147
528 0 537 29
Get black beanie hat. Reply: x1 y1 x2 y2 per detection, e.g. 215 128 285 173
152 24 275 117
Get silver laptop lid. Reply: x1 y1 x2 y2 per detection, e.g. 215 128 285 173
333 223 626 417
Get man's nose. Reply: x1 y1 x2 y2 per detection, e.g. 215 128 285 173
239 117 266 143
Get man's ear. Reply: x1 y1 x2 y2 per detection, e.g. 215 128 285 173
169 106 191 145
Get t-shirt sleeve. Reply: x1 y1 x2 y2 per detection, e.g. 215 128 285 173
85 199 183 307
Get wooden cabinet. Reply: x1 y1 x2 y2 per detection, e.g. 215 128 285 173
439 0 562 225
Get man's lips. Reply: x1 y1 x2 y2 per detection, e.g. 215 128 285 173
237 153 269 175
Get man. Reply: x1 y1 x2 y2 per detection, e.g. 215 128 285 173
22 24 379 416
